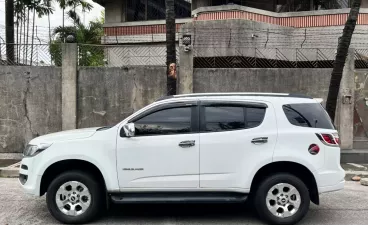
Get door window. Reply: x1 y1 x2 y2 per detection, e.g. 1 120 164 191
203 105 265 132
133 107 192 136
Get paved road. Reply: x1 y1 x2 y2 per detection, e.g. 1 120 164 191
1 178 368 225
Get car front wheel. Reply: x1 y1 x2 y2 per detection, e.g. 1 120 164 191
46 170 104 224
254 173 310 225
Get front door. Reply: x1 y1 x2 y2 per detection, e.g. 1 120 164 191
117 102 200 189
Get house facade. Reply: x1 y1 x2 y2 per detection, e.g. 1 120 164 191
92 0 368 66
95 0 368 42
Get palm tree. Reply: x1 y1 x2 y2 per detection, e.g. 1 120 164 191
15 1 25 63
50 11 104 66
25 0 31 64
55 0 93 42
165 0 176 95
325 0 361 121
43 0 53 43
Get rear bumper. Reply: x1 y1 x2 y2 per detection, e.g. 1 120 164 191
318 180 344 194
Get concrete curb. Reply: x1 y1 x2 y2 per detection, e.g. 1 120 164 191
0 162 20 178
0 153 22 160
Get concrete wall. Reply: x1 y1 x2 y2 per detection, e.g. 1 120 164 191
0 66 166 153
189 20 368 60
105 0 124 23
353 69 368 139
362 0 368 8
191 19 295 59
193 68 332 104
0 67 62 153
192 0 210 11
77 66 166 128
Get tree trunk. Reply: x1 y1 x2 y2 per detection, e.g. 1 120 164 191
19 15 23 63
5 0 15 64
63 8 65 43
16 10 19 64
48 14 51 43
165 0 176 95
31 8 36 66
25 8 30 65
23 8 26 64
325 0 361 121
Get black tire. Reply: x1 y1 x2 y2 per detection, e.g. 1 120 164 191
46 170 105 224
254 173 310 225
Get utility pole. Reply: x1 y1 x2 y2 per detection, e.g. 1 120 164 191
5 0 15 64
165 0 177 95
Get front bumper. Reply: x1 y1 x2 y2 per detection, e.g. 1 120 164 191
19 157 41 196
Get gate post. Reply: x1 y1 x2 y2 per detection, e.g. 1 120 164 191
338 48 355 150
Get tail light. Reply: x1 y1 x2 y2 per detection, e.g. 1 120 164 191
322 134 335 145
316 133 339 146
332 133 340 145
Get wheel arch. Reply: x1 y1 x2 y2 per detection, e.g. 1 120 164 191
250 161 319 205
40 159 107 196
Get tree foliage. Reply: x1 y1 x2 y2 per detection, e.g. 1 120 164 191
49 11 105 66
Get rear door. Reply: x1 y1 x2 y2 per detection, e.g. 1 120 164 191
199 100 277 189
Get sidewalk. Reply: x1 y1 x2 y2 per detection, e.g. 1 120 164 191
0 153 22 178
342 163 368 180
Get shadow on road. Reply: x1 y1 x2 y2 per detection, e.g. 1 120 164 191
97 201 263 224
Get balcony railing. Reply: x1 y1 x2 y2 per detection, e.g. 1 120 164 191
192 5 368 27
102 18 191 44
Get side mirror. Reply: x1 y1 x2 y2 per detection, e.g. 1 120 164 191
123 123 135 137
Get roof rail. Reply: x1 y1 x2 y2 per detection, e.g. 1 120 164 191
156 93 312 101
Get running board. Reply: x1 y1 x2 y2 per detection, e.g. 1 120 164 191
110 192 248 204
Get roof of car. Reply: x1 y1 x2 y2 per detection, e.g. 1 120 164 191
156 93 312 102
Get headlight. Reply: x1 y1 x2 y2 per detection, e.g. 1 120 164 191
23 143 52 157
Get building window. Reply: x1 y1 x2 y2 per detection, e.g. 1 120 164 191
205 0 350 13
127 0 146 21
126 0 192 22
147 0 166 20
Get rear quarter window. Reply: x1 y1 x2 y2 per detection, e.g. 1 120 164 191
282 103 334 129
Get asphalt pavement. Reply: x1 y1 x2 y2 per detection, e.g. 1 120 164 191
0 178 368 225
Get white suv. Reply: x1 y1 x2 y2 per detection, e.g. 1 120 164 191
19 93 345 225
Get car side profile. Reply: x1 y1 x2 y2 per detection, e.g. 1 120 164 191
19 93 345 225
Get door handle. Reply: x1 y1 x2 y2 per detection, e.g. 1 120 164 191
251 137 268 145
179 140 195 148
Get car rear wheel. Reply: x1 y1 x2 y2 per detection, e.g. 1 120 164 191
46 170 104 224
254 173 310 225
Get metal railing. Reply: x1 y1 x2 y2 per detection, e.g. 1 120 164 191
78 44 180 67
2 43 368 69
193 47 368 68
0 43 62 66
